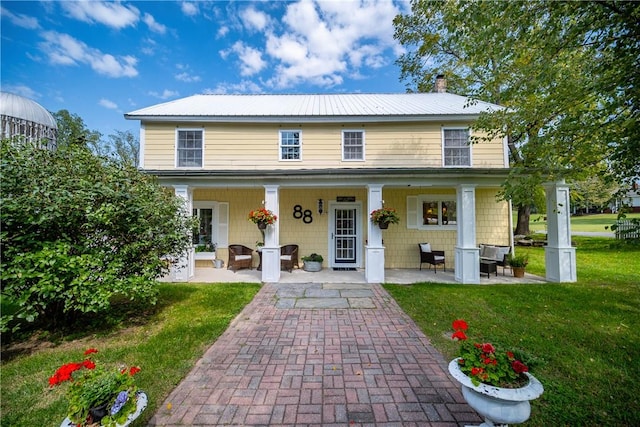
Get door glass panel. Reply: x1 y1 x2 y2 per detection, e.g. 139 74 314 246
334 208 356 263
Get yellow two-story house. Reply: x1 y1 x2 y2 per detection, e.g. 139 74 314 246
125 79 576 284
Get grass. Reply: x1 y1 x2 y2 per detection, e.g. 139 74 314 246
384 237 640 426
527 212 640 233
0 282 260 426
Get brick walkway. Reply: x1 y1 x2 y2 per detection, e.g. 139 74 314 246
149 283 482 426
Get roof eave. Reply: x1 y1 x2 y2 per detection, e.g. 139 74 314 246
124 114 482 123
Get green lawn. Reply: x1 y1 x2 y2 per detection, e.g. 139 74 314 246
0 283 260 426
2 237 639 426
384 237 640 426
527 212 640 233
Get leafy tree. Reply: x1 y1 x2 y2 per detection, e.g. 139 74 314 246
570 176 619 214
92 130 140 167
52 109 102 148
1 138 193 332
394 1 639 234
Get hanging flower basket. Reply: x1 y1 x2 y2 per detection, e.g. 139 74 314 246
248 208 277 228
370 207 400 228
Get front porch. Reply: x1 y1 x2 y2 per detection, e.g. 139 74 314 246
179 265 547 285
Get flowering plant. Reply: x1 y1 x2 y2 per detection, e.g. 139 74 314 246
370 207 400 225
247 208 277 225
451 319 530 388
49 348 141 426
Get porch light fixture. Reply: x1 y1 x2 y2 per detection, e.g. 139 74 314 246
318 199 324 215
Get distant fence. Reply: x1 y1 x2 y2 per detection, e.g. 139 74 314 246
614 219 640 240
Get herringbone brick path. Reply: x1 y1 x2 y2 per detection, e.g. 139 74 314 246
149 283 481 426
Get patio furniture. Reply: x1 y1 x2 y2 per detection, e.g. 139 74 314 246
227 244 254 272
418 243 446 273
280 244 299 272
479 244 512 275
480 259 498 278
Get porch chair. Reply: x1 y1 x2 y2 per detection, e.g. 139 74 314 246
418 243 446 273
227 244 254 272
280 244 299 272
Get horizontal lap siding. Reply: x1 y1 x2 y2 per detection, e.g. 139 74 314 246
142 122 506 170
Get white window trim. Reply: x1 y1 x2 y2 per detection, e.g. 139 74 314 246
175 128 205 168
279 129 302 162
442 127 472 168
413 195 458 230
192 201 229 251
341 129 365 162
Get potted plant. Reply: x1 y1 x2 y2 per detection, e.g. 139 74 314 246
51 348 147 427
370 207 400 229
448 319 543 426
195 242 217 262
248 208 277 230
301 253 323 272
507 253 529 278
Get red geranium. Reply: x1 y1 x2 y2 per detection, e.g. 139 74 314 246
451 319 532 388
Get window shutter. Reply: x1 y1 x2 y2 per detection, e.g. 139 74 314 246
216 202 229 248
407 196 418 229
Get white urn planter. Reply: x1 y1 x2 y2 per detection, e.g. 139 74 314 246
448 359 543 427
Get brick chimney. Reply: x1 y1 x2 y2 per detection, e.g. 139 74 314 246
434 74 447 93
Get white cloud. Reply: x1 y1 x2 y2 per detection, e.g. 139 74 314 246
227 0 402 89
181 1 199 17
175 72 201 83
239 6 269 32
40 31 138 78
142 13 167 34
1 84 40 99
220 41 267 77
99 98 118 110
149 89 179 100
203 81 263 94
1 7 40 29
61 1 139 29
217 25 230 38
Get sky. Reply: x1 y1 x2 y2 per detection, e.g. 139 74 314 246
1 0 410 138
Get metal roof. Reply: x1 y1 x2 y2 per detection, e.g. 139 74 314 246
0 92 58 129
125 93 501 123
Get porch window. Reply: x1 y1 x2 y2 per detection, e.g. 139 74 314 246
443 128 471 167
177 129 203 167
280 130 301 160
421 199 457 226
342 130 364 161
193 207 214 250
191 202 229 250
406 195 457 229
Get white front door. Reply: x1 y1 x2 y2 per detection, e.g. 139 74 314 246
328 202 362 269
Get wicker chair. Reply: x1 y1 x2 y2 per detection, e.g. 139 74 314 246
418 242 446 273
227 244 254 272
280 244 299 272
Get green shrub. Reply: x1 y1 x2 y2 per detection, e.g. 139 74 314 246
0 139 194 332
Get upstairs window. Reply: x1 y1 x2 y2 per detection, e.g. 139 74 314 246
280 130 301 160
177 129 203 167
342 130 365 161
443 128 471 167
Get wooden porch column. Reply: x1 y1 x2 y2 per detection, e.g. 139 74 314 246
262 185 280 282
543 180 577 282
173 185 194 281
365 184 385 283
455 184 480 284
